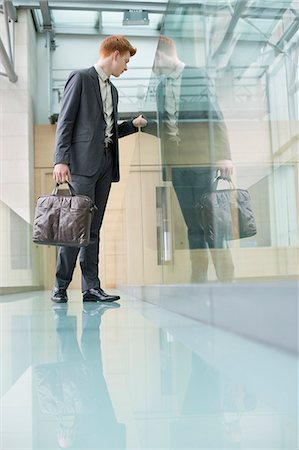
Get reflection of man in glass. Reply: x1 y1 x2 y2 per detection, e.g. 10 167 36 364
34 303 125 449
170 352 257 448
153 36 234 282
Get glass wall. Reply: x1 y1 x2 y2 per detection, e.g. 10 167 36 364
127 0 298 286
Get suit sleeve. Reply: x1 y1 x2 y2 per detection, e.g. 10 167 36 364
54 71 82 166
117 120 137 138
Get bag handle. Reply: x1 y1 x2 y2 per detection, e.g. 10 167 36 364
212 175 236 191
51 181 77 196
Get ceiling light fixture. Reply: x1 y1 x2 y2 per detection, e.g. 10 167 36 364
123 10 149 26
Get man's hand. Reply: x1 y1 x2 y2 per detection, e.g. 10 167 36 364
216 159 234 179
132 114 148 128
53 163 71 184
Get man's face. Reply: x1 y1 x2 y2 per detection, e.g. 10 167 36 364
112 50 130 77
153 49 176 76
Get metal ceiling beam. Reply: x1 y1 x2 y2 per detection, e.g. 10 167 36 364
52 26 160 37
12 1 168 14
4 0 18 21
39 0 52 29
3 1 15 62
276 17 299 50
242 6 288 20
0 0 18 82
52 1 168 13
39 2 56 51
212 0 253 64
0 38 17 82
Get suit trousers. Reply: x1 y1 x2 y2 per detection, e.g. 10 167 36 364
171 166 234 281
54 147 113 292
172 167 212 249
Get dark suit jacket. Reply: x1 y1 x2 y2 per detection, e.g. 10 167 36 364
54 66 137 181
147 66 231 175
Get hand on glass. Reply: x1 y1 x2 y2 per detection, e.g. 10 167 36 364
132 114 148 128
53 163 71 184
216 159 234 179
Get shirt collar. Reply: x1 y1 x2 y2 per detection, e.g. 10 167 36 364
167 62 185 80
94 64 110 83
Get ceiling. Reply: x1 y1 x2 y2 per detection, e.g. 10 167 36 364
1 1 298 42
5 0 168 37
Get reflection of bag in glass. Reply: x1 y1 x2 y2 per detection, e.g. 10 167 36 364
32 181 96 247
198 177 257 244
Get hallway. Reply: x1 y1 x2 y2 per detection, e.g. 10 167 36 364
0 291 297 449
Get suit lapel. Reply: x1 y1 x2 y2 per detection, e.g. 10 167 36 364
110 82 118 121
89 66 104 115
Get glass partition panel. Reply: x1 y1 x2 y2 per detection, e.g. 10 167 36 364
140 0 298 285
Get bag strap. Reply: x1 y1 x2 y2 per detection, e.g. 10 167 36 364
212 176 236 191
51 181 77 196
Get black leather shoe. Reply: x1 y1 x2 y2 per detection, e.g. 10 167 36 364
83 288 120 303
51 288 68 303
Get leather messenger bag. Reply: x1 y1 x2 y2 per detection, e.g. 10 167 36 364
32 181 96 247
198 176 257 246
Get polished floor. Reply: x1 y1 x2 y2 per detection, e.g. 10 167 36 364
0 290 298 449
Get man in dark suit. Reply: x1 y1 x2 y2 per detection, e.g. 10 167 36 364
52 35 147 304
151 36 234 282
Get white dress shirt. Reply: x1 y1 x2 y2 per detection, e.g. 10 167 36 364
94 65 114 146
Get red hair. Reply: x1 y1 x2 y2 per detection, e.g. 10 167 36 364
100 35 137 57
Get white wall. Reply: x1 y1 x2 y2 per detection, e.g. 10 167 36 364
0 10 41 289
0 10 36 223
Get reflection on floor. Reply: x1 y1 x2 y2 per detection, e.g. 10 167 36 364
0 290 298 449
